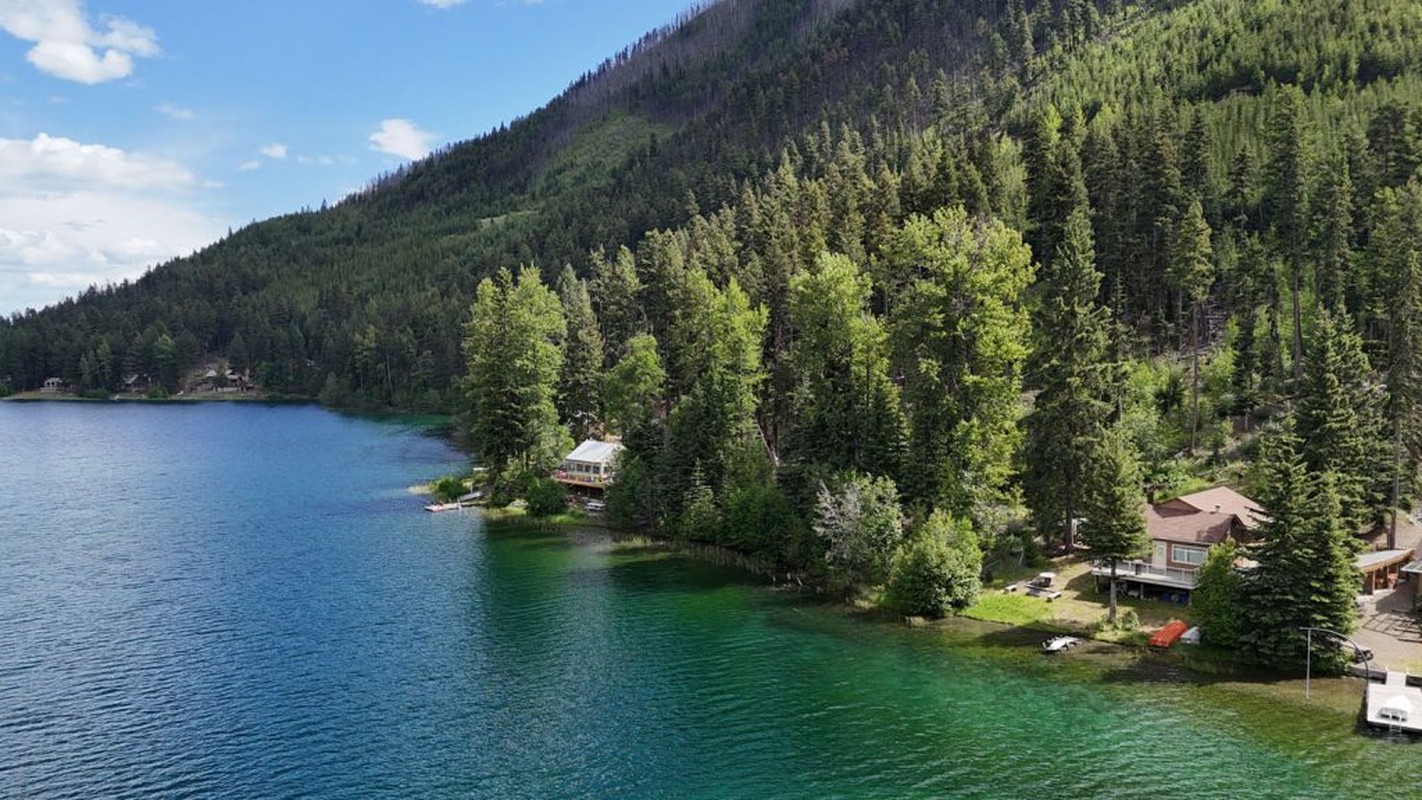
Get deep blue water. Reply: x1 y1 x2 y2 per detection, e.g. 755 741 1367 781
2 402 1420 799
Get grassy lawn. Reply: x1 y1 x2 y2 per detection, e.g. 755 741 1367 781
964 593 1061 628
973 557 1193 644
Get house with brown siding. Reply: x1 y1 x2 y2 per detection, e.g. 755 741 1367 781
1092 486 1262 602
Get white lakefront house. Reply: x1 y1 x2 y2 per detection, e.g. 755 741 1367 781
553 439 624 489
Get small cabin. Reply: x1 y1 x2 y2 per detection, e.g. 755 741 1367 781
553 440 625 490
41 377 64 393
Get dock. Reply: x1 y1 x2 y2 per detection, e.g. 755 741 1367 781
1364 671 1422 734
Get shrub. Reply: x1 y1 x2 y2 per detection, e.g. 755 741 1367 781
1192 540 1243 647
487 467 534 508
525 477 568 517
813 471 904 591
886 510 982 617
430 476 466 504
722 484 806 563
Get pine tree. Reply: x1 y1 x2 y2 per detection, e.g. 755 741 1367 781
1023 205 1111 549
1266 85 1311 378
1368 100 1422 191
1240 424 1358 671
1383 185 1422 548
1077 427 1149 623
590 245 643 363
555 265 604 442
1296 309 1382 531
463 266 568 477
1312 150 1354 312
1182 107 1213 219
1168 198 1215 452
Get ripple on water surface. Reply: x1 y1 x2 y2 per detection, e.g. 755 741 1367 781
2 402 1421 799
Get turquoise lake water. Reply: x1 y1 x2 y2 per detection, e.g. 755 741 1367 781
1 401 1420 798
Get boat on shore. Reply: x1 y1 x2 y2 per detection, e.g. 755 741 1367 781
1043 635 1081 654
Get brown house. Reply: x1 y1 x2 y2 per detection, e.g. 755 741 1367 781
1092 486 1262 602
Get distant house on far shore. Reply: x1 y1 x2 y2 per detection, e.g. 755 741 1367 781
1092 486 1263 603
553 440 624 492
41 377 64 393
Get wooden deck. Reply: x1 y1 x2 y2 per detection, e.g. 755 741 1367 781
552 470 610 489
1090 560 1198 590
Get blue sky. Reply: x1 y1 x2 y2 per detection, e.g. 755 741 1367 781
0 0 695 315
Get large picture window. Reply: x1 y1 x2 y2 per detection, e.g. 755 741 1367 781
1171 544 1206 566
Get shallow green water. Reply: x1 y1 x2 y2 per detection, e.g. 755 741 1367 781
1 402 1418 798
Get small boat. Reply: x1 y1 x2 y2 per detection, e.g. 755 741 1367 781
1149 620 1189 649
1042 635 1081 654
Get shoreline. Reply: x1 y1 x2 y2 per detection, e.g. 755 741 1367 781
474 507 1376 720
1 391 303 404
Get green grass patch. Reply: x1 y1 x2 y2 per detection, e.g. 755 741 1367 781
963 593 1055 627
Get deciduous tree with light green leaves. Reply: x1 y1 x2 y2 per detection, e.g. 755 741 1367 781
603 333 666 440
462 266 569 478
663 273 767 512
886 206 1034 519
787 252 906 480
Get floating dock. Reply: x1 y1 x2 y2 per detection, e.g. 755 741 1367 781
1364 671 1422 734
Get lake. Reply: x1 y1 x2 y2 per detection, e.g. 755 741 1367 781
1 402 1419 798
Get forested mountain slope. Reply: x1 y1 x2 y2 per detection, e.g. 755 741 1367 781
2 0 1421 423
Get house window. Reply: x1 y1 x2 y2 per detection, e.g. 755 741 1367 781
1171 544 1207 566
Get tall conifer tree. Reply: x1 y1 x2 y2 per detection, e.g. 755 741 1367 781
1023 205 1111 549
556 265 605 442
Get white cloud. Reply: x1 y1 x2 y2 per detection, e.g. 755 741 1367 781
0 132 221 314
237 159 260 171
0 190 222 312
154 102 193 120
0 1 159 84
0 133 193 191
418 0 467 9
369 118 435 160
259 142 287 160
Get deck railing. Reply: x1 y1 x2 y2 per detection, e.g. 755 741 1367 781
552 469 612 487
1091 559 1199 589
